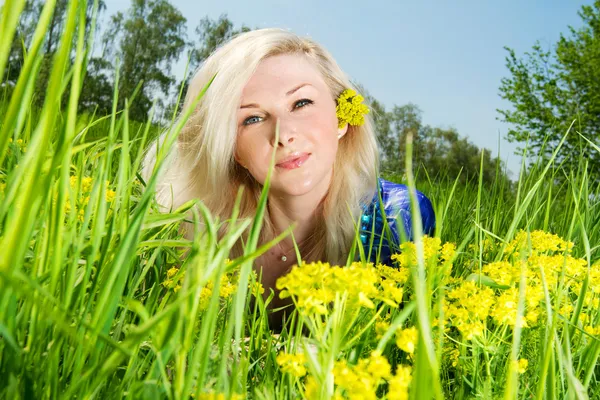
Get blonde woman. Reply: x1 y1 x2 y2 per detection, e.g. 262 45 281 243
143 28 435 316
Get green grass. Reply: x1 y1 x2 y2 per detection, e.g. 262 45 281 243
1 1 600 399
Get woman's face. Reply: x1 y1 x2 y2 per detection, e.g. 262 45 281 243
235 53 347 198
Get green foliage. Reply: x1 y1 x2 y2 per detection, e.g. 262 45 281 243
498 0 600 178
2 2 600 399
371 99 509 185
167 14 252 116
100 0 188 121
4 0 106 105
190 14 251 72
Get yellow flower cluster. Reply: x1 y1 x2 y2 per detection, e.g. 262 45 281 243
375 314 391 339
8 137 27 152
276 237 458 318
482 231 589 325
590 262 600 295
514 358 529 374
274 228 597 385
332 351 412 400
387 365 413 400
396 326 418 354
276 261 406 316
491 287 529 328
66 175 116 221
443 230 595 340
336 89 370 128
505 230 573 257
445 280 495 340
275 352 307 377
391 236 456 271
162 261 264 310
584 325 600 336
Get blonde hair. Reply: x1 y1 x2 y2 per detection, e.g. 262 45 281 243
143 28 379 266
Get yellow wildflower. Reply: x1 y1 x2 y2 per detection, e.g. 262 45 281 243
199 286 212 310
250 280 264 297
391 236 442 268
440 242 457 265
276 352 307 378
584 325 600 336
387 365 412 400
77 208 85 222
559 303 574 318
335 89 370 128
491 288 528 328
375 319 390 339
167 267 179 278
219 275 237 299
449 348 460 367
482 261 520 286
303 375 319 398
506 230 573 257
81 177 93 193
377 263 410 285
277 261 389 315
445 281 495 340
105 189 116 202
589 262 600 293
396 327 418 354
514 358 528 374
379 279 404 305
366 350 392 382
333 351 392 399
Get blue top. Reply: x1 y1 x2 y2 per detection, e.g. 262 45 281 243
359 178 436 266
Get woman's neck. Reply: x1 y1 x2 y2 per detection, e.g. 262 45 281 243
267 196 321 249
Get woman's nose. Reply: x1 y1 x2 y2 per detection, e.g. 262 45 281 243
272 117 297 147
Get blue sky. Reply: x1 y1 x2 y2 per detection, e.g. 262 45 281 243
103 0 592 177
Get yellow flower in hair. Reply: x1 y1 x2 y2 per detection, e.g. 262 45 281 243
336 89 370 128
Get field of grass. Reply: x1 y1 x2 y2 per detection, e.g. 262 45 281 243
1 1 600 399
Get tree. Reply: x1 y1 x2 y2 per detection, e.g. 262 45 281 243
372 101 506 185
101 0 188 122
5 1 43 88
189 14 251 73
366 96 393 166
162 14 250 120
5 0 106 106
498 1 600 177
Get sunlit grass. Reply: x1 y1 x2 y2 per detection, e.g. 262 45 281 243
1 1 600 399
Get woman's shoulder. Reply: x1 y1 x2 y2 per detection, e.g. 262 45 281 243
373 178 434 220
359 177 436 265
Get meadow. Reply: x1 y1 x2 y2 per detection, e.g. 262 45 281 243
1 0 600 399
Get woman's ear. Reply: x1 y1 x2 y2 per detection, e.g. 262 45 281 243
337 123 348 139
234 151 246 169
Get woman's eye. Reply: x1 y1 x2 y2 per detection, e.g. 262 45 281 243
294 99 313 109
243 116 262 126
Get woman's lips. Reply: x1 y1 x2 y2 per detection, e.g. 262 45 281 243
276 153 311 169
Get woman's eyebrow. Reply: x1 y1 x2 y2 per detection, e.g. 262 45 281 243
240 83 314 109
286 83 312 96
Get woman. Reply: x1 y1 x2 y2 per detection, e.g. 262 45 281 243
143 28 435 313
